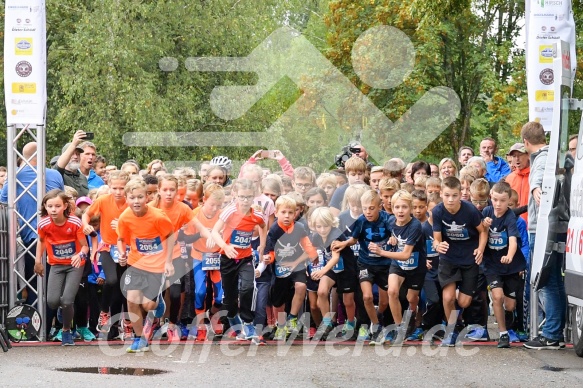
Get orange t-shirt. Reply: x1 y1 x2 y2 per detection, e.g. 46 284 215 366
86 194 128 245
38 216 86 266
184 206 220 260
219 202 266 259
155 201 194 259
116 206 174 273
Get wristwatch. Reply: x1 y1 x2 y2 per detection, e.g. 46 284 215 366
79 252 88 260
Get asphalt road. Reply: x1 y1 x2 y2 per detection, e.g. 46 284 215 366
1 341 582 387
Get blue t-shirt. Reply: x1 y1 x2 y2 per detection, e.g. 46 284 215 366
351 211 394 266
389 217 426 272
516 217 530 265
310 227 355 274
423 220 439 280
432 201 482 266
339 209 360 259
329 183 349 210
482 206 527 275
0 165 64 242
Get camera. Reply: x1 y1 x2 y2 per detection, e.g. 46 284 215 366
334 143 361 168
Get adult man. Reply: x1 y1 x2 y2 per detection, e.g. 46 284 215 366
0 142 64 305
55 130 90 196
504 143 530 223
521 121 565 350
0 167 7 189
199 161 211 182
78 141 104 189
568 134 577 159
480 138 511 183
458 146 474 168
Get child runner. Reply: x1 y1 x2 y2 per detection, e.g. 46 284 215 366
150 174 194 342
482 182 527 348
117 179 175 353
35 190 89 346
82 171 130 337
333 190 394 343
378 177 401 216
211 179 267 343
377 190 427 345
182 183 225 341
432 176 487 346
266 196 317 341
310 207 358 340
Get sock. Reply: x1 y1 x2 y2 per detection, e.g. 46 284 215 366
288 314 297 320
135 335 141 340
500 331 508 336
323 317 332 327
346 319 356 328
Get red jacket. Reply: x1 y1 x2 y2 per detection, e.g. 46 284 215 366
505 166 530 224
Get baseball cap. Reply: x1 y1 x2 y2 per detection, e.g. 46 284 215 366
507 143 526 155
75 196 93 207
49 156 59 168
62 143 84 155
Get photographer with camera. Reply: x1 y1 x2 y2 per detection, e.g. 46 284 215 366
335 142 373 170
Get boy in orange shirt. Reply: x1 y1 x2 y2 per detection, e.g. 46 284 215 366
116 180 175 353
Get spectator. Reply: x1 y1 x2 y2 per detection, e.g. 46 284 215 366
199 161 211 183
146 159 166 176
480 137 511 183
55 130 90 196
383 159 404 182
458 146 474 168
410 161 431 182
1 142 64 306
0 166 7 189
521 121 565 350
568 134 577 159
78 141 104 190
430 163 439 178
439 158 458 179
504 143 530 224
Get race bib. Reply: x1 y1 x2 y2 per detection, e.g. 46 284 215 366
426 240 438 258
333 256 344 273
179 241 189 259
351 243 360 258
52 242 76 260
445 227 469 241
368 239 388 257
274 262 292 278
109 245 130 264
202 252 221 271
230 230 253 248
398 251 419 270
136 236 162 255
252 250 260 267
488 230 508 251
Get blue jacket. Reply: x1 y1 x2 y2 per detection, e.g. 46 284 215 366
516 217 530 265
485 156 511 183
87 169 105 190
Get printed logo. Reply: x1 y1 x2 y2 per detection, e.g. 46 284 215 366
539 68 554 85
15 61 32 77
124 273 131 286
538 45 553 64
16 38 32 56
11 82 36 94
535 90 554 102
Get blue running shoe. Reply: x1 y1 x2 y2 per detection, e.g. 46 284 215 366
465 326 490 341
406 327 424 341
77 327 96 342
61 330 75 346
507 329 519 343
57 307 63 324
126 337 149 353
440 331 458 347
153 294 166 318
228 316 243 337
243 323 258 340
53 329 62 342
517 331 529 342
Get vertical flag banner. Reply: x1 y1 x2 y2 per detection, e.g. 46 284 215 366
4 0 47 125
526 0 576 131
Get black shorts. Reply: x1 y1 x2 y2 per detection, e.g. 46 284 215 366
438 260 478 296
306 275 319 293
389 262 427 291
122 266 165 302
271 270 307 307
357 262 390 291
486 272 523 299
168 258 187 292
325 266 359 294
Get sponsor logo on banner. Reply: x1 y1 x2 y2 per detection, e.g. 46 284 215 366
539 45 554 63
535 90 554 102
539 68 554 85
12 83 37 94
15 38 33 55
15 61 33 77
535 106 553 112
543 0 563 6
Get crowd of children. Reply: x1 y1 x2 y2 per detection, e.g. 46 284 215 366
34 147 535 352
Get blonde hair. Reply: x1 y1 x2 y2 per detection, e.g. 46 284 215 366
275 195 297 211
64 185 78 199
286 191 305 206
470 178 490 198
265 174 283 185
439 158 459 179
174 167 196 180
344 156 367 173
414 176 428 188
235 178 255 193
400 182 415 193
316 173 336 189
361 189 381 206
108 170 131 183
187 178 203 195
95 185 110 198
203 182 225 201
309 206 339 229
293 166 316 184
459 166 479 180
124 179 146 194
341 183 368 211
261 178 282 196
378 177 401 192
391 189 413 206
426 177 442 188
242 164 263 180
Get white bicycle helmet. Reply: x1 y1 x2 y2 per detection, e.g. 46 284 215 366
210 156 232 172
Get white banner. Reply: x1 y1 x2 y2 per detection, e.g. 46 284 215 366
526 0 576 131
4 0 46 125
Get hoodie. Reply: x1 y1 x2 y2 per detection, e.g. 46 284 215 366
528 145 549 232
485 156 511 183
505 165 530 224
